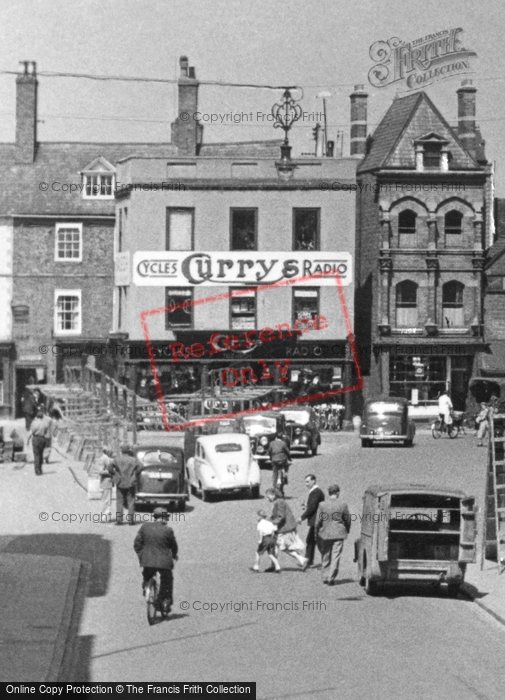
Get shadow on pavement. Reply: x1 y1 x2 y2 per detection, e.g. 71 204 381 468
3 533 111 597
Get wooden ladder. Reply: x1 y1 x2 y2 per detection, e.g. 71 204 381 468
483 412 505 573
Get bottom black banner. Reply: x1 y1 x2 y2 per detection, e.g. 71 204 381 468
2 683 256 698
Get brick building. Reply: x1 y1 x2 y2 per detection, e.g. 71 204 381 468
354 80 493 411
0 62 174 417
474 199 505 405
112 58 359 420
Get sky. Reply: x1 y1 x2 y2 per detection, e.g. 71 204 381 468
1 0 504 192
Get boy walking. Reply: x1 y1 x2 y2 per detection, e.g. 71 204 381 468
251 510 280 573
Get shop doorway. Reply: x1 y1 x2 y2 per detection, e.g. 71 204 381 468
450 356 473 411
15 367 45 418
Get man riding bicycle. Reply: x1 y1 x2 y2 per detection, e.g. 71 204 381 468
438 389 453 428
133 507 178 612
268 432 291 496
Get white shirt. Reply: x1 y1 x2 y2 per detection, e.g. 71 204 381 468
257 518 277 542
438 394 453 413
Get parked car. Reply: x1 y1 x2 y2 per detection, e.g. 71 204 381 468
134 445 189 511
242 411 288 465
360 397 416 447
278 406 321 456
186 433 261 501
354 484 476 595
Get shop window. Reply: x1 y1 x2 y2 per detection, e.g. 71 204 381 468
231 209 257 250
442 281 464 327
230 288 256 330
293 208 320 251
396 280 418 327
293 288 319 327
166 208 194 250
166 288 193 329
389 355 446 401
444 210 463 235
55 223 82 261
398 210 417 235
54 290 82 335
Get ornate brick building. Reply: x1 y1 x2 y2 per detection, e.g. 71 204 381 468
354 81 493 410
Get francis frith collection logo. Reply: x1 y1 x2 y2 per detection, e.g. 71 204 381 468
368 28 477 90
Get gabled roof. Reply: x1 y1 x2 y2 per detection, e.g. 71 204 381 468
358 91 481 174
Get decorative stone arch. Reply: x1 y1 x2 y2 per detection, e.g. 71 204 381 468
436 198 475 249
394 278 419 328
389 198 429 247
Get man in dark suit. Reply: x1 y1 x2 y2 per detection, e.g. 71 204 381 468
315 484 351 585
133 507 178 610
298 474 325 570
112 444 140 524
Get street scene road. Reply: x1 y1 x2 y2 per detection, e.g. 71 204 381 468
2 428 505 698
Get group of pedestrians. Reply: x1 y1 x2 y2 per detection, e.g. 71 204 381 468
252 475 351 585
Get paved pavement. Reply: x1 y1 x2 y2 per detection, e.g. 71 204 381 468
2 419 505 694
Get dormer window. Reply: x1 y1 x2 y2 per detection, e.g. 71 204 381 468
423 143 441 169
81 156 115 199
414 133 449 172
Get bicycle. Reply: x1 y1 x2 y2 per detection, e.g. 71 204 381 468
431 414 459 439
145 571 171 626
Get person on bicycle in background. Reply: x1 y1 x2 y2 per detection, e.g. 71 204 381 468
268 432 291 496
133 507 178 612
438 389 453 428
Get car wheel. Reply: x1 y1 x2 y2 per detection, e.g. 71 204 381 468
361 439 370 448
447 583 460 598
404 438 413 447
251 484 260 499
177 500 186 512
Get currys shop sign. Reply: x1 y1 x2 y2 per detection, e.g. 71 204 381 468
368 28 477 91
133 251 352 286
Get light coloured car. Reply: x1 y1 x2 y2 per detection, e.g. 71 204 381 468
186 433 261 501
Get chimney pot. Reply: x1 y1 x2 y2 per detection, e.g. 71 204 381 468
188 66 196 79
179 56 189 77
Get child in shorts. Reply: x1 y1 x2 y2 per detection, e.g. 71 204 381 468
251 510 280 573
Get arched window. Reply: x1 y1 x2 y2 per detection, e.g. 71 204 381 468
442 281 464 327
398 210 417 234
445 210 463 235
396 280 418 327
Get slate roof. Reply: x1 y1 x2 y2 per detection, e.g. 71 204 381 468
0 142 176 216
0 139 283 216
486 198 505 273
358 91 483 174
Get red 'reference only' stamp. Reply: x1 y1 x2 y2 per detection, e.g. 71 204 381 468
140 270 363 431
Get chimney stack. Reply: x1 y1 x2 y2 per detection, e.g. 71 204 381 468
350 84 368 156
16 61 37 164
171 56 203 156
457 79 477 160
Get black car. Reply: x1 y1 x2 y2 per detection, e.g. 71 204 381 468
134 445 188 511
242 411 288 465
279 406 321 456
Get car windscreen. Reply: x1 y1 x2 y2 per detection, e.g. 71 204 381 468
368 402 403 415
139 451 182 467
281 410 310 425
243 417 277 434
214 443 243 453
